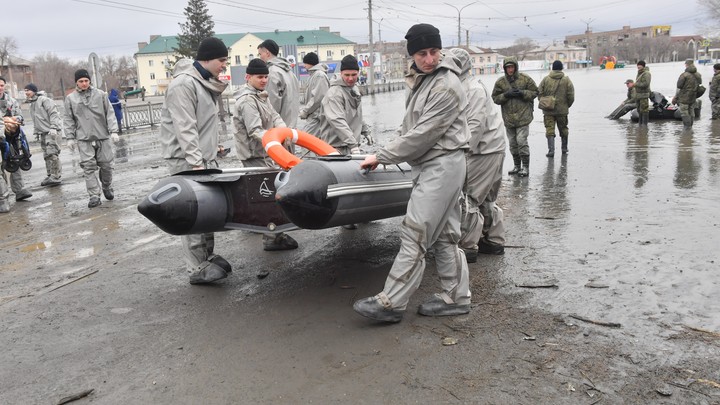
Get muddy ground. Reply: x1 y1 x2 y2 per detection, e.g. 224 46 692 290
1 62 719 404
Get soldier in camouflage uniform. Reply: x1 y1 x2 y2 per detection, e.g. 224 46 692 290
672 59 702 128
538 61 575 157
709 63 720 120
492 57 538 177
634 61 651 126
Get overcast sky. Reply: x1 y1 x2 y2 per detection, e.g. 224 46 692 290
5 0 709 61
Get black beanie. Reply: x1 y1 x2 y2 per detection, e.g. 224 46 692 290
714 63 720 70
405 23 442 55
258 39 279 56
552 60 563 71
340 55 359 71
24 83 38 93
303 52 319 65
246 58 269 75
196 37 228 61
74 69 91 82
637 60 646 67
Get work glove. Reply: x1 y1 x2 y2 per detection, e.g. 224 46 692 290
350 146 361 154
299 110 308 120
49 129 58 137
66 139 76 151
510 88 523 98
671 96 678 105
111 132 120 143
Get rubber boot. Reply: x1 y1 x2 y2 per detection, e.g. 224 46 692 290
518 155 529 177
561 136 569 154
545 137 555 157
508 154 521 175
640 112 649 126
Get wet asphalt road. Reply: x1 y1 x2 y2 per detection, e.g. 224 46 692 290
0 61 718 403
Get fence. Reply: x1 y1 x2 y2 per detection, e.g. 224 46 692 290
122 102 162 130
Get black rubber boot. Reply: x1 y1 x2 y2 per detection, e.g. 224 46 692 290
518 155 529 177
561 136 569 154
640 112 649 126
545 137 555 157
508 154 521 175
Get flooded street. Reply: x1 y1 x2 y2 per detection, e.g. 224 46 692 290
1 61 719 404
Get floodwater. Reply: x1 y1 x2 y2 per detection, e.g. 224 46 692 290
1 61 719 404
6 61 720 335
363 61 720 336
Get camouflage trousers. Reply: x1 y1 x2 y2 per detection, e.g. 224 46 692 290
543 114 569 138
712 98 720 120
637 97 649 114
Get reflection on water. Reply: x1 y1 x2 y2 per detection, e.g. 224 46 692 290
625 125 650 188
538 155 570 217
674 129 702 189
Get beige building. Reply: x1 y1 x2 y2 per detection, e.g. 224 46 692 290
448 46 503 74
565 25 671 63
134 28 355 94
523 44 589 69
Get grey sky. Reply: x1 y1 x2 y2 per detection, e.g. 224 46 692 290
6 0 707 60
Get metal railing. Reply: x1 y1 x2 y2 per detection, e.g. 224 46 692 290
122 102 163 130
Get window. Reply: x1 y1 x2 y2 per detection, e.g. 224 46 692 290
149 60 154 67
300 52 305 59
166 71 171 78
150 73 155 80
341 50 345 56
327 50 333 58
248 53 254 61
235 55 241 64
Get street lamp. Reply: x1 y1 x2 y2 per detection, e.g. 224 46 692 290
445 2 477 47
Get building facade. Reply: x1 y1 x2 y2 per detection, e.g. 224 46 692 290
523 44 589 69
134 28 355 94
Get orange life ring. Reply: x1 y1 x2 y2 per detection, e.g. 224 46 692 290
262 127 339 170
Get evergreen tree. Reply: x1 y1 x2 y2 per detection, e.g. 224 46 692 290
174 0 216 60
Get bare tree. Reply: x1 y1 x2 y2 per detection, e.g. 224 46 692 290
0 36 18 76
496 37 537 60
100 55 136 91
31 53 83 98
698 0 720 24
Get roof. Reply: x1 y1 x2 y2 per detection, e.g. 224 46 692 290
0 55 32 68
135 33 245 55
136 30 354 55
253 30 354 46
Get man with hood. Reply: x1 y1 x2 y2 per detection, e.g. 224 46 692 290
353 23 471 323
159 37 233 285
25 83 63 186
232 58 299 251
64 69 119 208
258 39 300 128
635 60 652 126
672 59 702 128
538 60 575 157
317 54 369 155
299 52 329 135
491 57 538 177
711 63 720 120
0 76 32 213
449 48 507 263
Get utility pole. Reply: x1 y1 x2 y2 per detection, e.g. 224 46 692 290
445 2 477 47
581 18 595 65
368 0 375 92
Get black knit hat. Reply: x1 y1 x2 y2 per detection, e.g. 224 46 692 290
74 69 91 82
637 60 646 67
24 83 38 93
196 37 228 61
552 60 563 71
303 52 319 65
258 39 279 56
340 55 359 71
246 58 269 75
714 63 720 70
405 23 442 55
